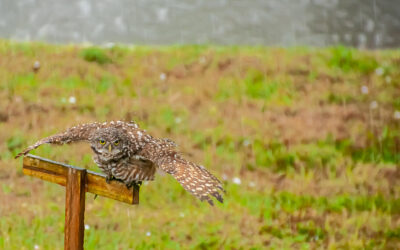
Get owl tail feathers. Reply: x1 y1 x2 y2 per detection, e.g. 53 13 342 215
172 161 225 206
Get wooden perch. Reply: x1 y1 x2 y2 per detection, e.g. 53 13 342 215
21 154 143 249
22 154 140 204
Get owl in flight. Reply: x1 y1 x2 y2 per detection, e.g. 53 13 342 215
15 121 224 205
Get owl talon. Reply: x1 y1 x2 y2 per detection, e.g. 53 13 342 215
134 181 142 190
105 175 115 184
125 181 142 190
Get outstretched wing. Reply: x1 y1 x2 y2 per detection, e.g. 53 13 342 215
139 141 225 205
15 123 102 158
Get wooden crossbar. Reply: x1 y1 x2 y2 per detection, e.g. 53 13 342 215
22 154 143 249
22 154 140 204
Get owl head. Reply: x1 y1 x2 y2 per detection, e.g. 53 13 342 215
89 127 127 160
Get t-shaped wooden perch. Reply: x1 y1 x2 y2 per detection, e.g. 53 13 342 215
21 154 141 250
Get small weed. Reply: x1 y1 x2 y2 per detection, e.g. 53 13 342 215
217 71 294 105
80 47 112 64
297 222 325 241
327 92 356 104
328 46 378 73
339 126 400 164
253 140 342 172
386 228 400 239
6 135 25 155
244 70 294 104
97 75 114 93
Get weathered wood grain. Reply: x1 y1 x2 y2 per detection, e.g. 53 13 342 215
64 168 86 250
22 154 140 204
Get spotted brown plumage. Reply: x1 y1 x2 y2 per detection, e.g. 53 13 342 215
15 121 224 205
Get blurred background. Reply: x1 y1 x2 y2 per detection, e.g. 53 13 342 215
0 0 400 249
2 0 400 48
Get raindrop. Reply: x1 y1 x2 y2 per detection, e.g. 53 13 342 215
370 101 378 109
357 34 367 48
242 139 251 147
77 1 91 16
68 96 76 104
344 33 352 42
361 86 369 94
232 177 241 185
394 111 400 120
114 16 127 32
365 19 375 32
159 73 166 81
248 181 256 187
156 8 169 22
375 67 384 76
199 56 206 64
103 42 115 49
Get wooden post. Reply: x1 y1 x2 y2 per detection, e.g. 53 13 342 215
65 168 86 250
20 154 146 249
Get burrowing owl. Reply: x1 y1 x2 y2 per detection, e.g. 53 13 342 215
15 121 224 205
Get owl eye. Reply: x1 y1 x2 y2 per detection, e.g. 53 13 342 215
99 140 106 145
114 140 119 145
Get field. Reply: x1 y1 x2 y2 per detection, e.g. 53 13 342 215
0 40 399 249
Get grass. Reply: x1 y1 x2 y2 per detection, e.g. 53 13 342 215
80 47 112 65
0 40 400 249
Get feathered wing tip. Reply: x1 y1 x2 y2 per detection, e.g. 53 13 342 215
15 123 101 159
15 137 53 158
171 161 225 206
140 141 225 205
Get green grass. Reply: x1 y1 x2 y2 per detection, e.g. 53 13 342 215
328 46 379 74
0 40 400 249
80 47 112 65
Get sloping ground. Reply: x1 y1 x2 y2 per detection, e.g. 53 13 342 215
0 41 400 249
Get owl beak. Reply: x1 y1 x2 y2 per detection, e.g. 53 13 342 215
108 144 112 152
